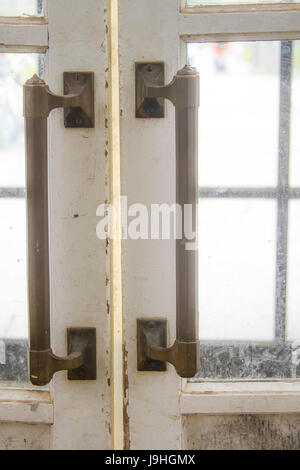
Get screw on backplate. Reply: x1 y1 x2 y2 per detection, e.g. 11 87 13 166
75 116 83 126
146 64 153 73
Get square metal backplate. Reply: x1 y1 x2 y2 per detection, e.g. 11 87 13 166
64 72 94 128
67 328 96 380
135 62 165 118
137 319 167 372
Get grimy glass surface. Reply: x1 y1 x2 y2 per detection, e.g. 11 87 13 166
289 45 300 186
287 200 300 341
0 53 43 387
0 0 42 16
187 0 300 5
189 40 300 381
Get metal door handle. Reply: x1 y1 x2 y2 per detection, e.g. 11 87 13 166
136 64 200 378
24 73 96 386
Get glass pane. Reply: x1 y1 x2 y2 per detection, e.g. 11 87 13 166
188 41 280 187
187 0 299 5
287 201 300 341
289 42 300 187
198 199 277 341
0 53 43 387
0 199 27 339
0 0 42 16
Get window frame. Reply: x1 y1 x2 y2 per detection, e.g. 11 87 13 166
178 1 300 410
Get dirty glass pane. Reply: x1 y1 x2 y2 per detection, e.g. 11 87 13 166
0 53 43 387
289 43 300 187
189 41 280 187
0 0 42 16
187 0 300 5
198 199 276 342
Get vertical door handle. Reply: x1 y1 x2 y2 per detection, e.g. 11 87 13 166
136 64 200 378
24 73 96 386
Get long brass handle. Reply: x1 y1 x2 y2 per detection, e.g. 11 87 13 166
24 73 96 386
137 65 200 378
